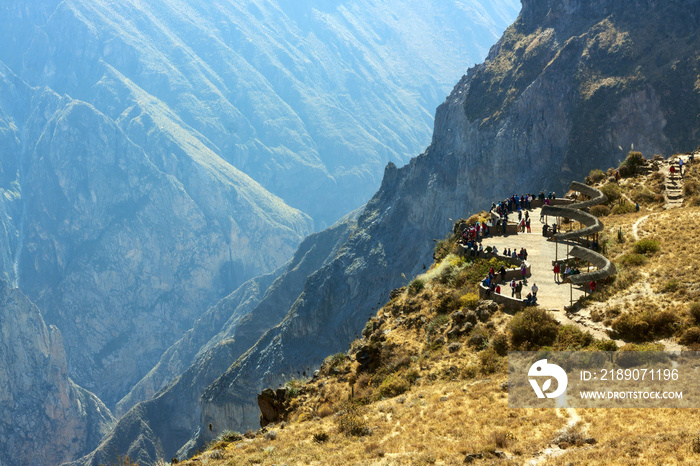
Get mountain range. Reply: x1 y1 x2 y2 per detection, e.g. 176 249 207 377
0 1 520 464
74 0 700 464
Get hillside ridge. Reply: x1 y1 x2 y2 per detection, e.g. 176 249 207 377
183 149 700 465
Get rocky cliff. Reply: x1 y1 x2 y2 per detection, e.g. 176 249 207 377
69 212 359 465
0 63 312 408
192 0 700 454
0 280 115 466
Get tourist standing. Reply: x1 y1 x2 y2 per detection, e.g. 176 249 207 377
553 262 560 283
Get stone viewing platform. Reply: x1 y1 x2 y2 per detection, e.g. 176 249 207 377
470 183 616 314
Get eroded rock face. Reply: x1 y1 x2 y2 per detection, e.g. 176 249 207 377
0 280 115 466
0 65 312 408
69 213 358 466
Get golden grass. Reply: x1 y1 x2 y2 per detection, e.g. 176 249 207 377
548 409 700 465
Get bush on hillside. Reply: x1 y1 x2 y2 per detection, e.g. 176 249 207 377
600 183 621 204
589 205 611 217
611 203 635 215
509 308 558 350
585 169 607 184
680 327 700 346
553 325 594 350
632 186 664 204
459 293 479 309
407 278 426 296
689 303 700 324
618 253 648 267
610 308 679 341
633 238 660 254
618 151 646 177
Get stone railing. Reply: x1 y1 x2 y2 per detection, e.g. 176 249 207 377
477 258 531 311
541 181 616 286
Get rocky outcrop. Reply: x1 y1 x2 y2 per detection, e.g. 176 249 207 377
192 0 700 454
0 280 115 466
258 388 290 428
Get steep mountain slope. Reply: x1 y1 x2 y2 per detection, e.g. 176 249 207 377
0 280 115 466
192 0 700 452
70 212 359 466
0 0 520 228
0 64 312 407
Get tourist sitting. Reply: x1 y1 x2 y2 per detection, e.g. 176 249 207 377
525 293 537 306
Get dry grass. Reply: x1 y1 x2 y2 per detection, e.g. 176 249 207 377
548 409 700 465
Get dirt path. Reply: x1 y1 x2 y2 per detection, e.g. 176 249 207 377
632 214 650 240
527 408 583 465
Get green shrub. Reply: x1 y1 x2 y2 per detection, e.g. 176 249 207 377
336 404 372 436
437 264 457 285
611 203 635 215
426 315 450 335
478 348 501 375
377 374 410 398
684 179 700 197
633 238 660 255
593 339 618 351
553 325 594 350
436 293 460 314
216 430 243 443
491 332 509 356
586 169 607 184
632 186 664 204
662 279 680 293
680 327 700 346
618 151 646 177
618 253 648 267
600 183 622 204
509 308 559 350
618 342 665 352
285 378 305 398
589 205 611 217
611 308 680 341
407 278 425 296
689 303 700 324
459 293 479 309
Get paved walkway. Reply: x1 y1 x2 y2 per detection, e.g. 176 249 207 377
483 208 586 310
479 208 620 340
